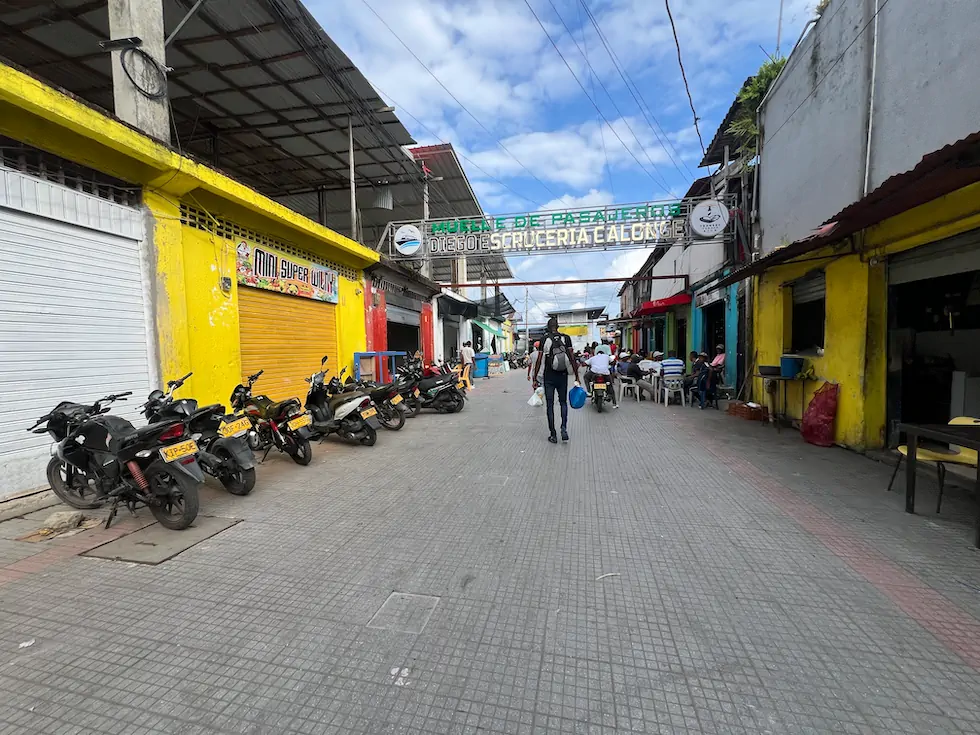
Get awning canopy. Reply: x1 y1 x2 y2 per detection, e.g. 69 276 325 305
437 295 477 318
634 293 692 316
472 319 504 337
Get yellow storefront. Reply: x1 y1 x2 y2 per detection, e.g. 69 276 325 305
0 62 376 411
744 165 980 451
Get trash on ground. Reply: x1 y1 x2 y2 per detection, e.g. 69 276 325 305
595 573 621 581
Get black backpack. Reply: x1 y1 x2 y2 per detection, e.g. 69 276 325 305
548 332 570 372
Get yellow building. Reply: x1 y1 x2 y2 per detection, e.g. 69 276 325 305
718 132 980 450
0 62 378 499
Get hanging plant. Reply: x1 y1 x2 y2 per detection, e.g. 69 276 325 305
726 57 787 159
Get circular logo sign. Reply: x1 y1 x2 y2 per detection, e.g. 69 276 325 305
393 224 423 256
689 200 730 238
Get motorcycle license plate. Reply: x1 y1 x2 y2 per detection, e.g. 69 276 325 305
390 393 403 405
412 388 420 397
218 416 251 438
361 407 378 419
456 381 464 389
161 439 199 463
287 414 312 431
593 383 606 391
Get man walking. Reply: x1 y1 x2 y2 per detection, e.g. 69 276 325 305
533 317 580 443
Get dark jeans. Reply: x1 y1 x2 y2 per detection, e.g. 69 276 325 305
543 373 569 435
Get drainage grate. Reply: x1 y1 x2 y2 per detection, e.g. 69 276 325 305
367 593 439 634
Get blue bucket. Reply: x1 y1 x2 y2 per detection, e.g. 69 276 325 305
780 355 804 378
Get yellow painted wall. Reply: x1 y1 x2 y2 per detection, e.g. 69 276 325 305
752 251 871 449
336 274 367 378
751 180 980 451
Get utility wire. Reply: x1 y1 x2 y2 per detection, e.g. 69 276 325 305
766 0 893 144
522 0 673 193
358 0 563 201
664 0 706 158
577 0 694 180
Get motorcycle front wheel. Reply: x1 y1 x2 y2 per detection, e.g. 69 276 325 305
288 438 313 465
147 466 199 530
378 404 405 431
404 396 422 417
46 458 103 509
214 448 256 496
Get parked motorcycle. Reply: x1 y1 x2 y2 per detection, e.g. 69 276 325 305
230 370 314 465
29 392 202 530
592 373 609 413
398 357 466 414
305 357 380 446
340 375 407 431
143 372 256 495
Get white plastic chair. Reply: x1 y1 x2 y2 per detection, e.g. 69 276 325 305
662 376 687 406
620 376 639 403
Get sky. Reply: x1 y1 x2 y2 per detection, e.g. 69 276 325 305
312 0 815 322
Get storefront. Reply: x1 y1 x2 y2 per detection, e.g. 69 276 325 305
437 293 477 363
0 161 154 501
365 261 440 365
718 132 980 450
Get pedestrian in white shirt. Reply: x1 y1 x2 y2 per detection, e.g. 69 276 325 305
460 341 475 367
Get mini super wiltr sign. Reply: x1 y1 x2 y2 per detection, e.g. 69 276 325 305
236 241 339 303
380 197 732 261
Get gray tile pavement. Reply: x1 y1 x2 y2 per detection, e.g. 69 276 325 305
1 371 979 733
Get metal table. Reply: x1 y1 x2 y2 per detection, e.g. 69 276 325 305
756 374 811 430
898 422 980 547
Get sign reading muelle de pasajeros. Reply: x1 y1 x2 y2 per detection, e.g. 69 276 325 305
236 241 339 303
381 197 731 261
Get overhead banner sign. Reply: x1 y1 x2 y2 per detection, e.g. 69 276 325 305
236 240 339 303
382 197 732 261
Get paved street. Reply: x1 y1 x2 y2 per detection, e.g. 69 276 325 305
2 370 980 734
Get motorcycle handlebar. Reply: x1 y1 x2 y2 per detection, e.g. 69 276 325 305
248 370 264 382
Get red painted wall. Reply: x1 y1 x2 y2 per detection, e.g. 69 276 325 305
363 279 389 380
420 301 434 364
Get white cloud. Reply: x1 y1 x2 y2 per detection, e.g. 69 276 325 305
605 248 655 279
538 189 614 211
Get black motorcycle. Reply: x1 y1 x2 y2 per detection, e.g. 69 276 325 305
305 357 380 446
29 392 202 530
398 357 466 414
340 376 407 431
143 372 256 495
230 370 314 465
591 373 609 412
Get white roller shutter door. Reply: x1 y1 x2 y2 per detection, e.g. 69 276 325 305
889 229 980 285
0 167 153 501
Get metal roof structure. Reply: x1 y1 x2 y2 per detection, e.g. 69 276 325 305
0 0 432 244
713 129 980 289
548 306 607 321
700 77 752 168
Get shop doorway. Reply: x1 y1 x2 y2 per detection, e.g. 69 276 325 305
676 318 687 358
887 238 980 442
387 321 420 357
443 318 460 362
703 300 726 353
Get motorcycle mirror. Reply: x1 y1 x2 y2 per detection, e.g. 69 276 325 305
321 355 329 365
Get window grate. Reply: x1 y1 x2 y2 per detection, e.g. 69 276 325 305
179 203 359 281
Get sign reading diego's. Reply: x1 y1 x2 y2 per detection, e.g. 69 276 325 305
236 240 339 303
383 198 731 260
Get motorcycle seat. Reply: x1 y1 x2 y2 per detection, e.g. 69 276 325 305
327 393 365 411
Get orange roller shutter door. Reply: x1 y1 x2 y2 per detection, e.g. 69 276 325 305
238 287 340 402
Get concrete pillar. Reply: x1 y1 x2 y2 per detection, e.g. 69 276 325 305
108 0 171 143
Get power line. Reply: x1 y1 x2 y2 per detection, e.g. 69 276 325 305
521 0 673 193
766 0 893 144
664 0 706 157
358 0 563 202
576 0 695 181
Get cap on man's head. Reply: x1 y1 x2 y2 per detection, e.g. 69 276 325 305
619 352 629 358
716 343 724 351
653 350 664 357
699 351 709 357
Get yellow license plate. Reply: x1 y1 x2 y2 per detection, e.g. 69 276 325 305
161 439 199 463
218 416 251 437
287 414 311 430
361 407 377 419
390 393 403 405
412 388 420 397
593 383 606 391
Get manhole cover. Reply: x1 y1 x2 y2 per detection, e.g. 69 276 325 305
367 592 439 634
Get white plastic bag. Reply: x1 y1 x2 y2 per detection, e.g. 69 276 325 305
527 386 545 407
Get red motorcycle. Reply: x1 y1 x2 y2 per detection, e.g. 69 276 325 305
591 374 608 413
